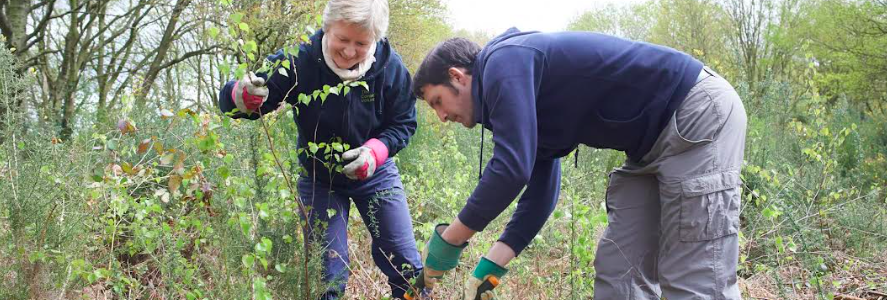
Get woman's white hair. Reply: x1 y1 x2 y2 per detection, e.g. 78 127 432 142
322 0 389 41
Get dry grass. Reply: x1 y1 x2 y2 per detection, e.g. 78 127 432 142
344 210 602 300
345 212 886 300
740 251 887 300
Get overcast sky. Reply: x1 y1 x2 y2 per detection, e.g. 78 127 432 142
441 0 646 34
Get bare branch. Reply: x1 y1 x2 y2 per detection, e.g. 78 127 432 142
158 45 221 70
21 49 61 66
25 0 57 43
29 0 52 10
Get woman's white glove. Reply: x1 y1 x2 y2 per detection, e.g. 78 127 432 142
232 72 268 114
342 138 388 180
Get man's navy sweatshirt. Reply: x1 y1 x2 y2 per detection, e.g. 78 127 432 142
459 28 703 235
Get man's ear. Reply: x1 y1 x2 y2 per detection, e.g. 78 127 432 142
448 67 467 84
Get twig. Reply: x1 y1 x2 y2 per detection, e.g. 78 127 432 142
834 294 865 300
255 107 313 299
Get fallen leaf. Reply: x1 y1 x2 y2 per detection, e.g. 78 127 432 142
137 139 152 154
168 175 181 194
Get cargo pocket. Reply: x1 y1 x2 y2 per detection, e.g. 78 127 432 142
679 170 741 242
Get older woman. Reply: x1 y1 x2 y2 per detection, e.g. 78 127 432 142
218 0 423 299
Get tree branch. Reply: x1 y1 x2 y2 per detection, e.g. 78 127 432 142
158 45 221 70
24 0 57 45
21 49 61 66
29 0 52 11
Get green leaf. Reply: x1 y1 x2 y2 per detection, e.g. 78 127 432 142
332 142 343 153
329 86 339 95
278 67 288 77
281 60 290 69
298 93 309 105
323 85 331 94
245 41 258 53
320 93 328 103
217 166 230 180
239 213 251 235
242 254 255 268
275 263 286 273
238 22 250 33
234 63 247 80
208 27 220 39
343 86 350 95
219 61 231 76
327 208 336 218
231 13 244 24
262 237 273 252
308 142 319 154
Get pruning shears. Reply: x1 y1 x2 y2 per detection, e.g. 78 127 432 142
404 274 499 300
469 275 500 300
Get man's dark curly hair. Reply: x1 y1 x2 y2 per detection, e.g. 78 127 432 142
411 37 482 99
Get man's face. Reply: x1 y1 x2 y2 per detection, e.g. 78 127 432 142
326 20 374 69
420 68 475 128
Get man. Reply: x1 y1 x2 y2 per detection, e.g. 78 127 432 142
408 28 746 300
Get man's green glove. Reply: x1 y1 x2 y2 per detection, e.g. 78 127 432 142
404 224 468 300
463 257 508 300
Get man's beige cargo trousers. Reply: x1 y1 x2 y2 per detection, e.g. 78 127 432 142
594 67 747 300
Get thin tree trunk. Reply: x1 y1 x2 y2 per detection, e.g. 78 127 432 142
96 0 108 123
58 0 82 139
196 54 204 112
134 0 192 108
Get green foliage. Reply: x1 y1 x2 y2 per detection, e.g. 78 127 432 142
739 61 886 298
567 1 656 41
388 0 452 70
799 0 887 113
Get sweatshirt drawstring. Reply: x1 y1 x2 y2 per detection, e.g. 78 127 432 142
478 99 485 180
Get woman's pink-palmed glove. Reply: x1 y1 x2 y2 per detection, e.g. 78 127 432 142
232 72 268 114
342 138 388 180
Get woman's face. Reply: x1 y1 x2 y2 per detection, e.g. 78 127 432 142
326 20 374 69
